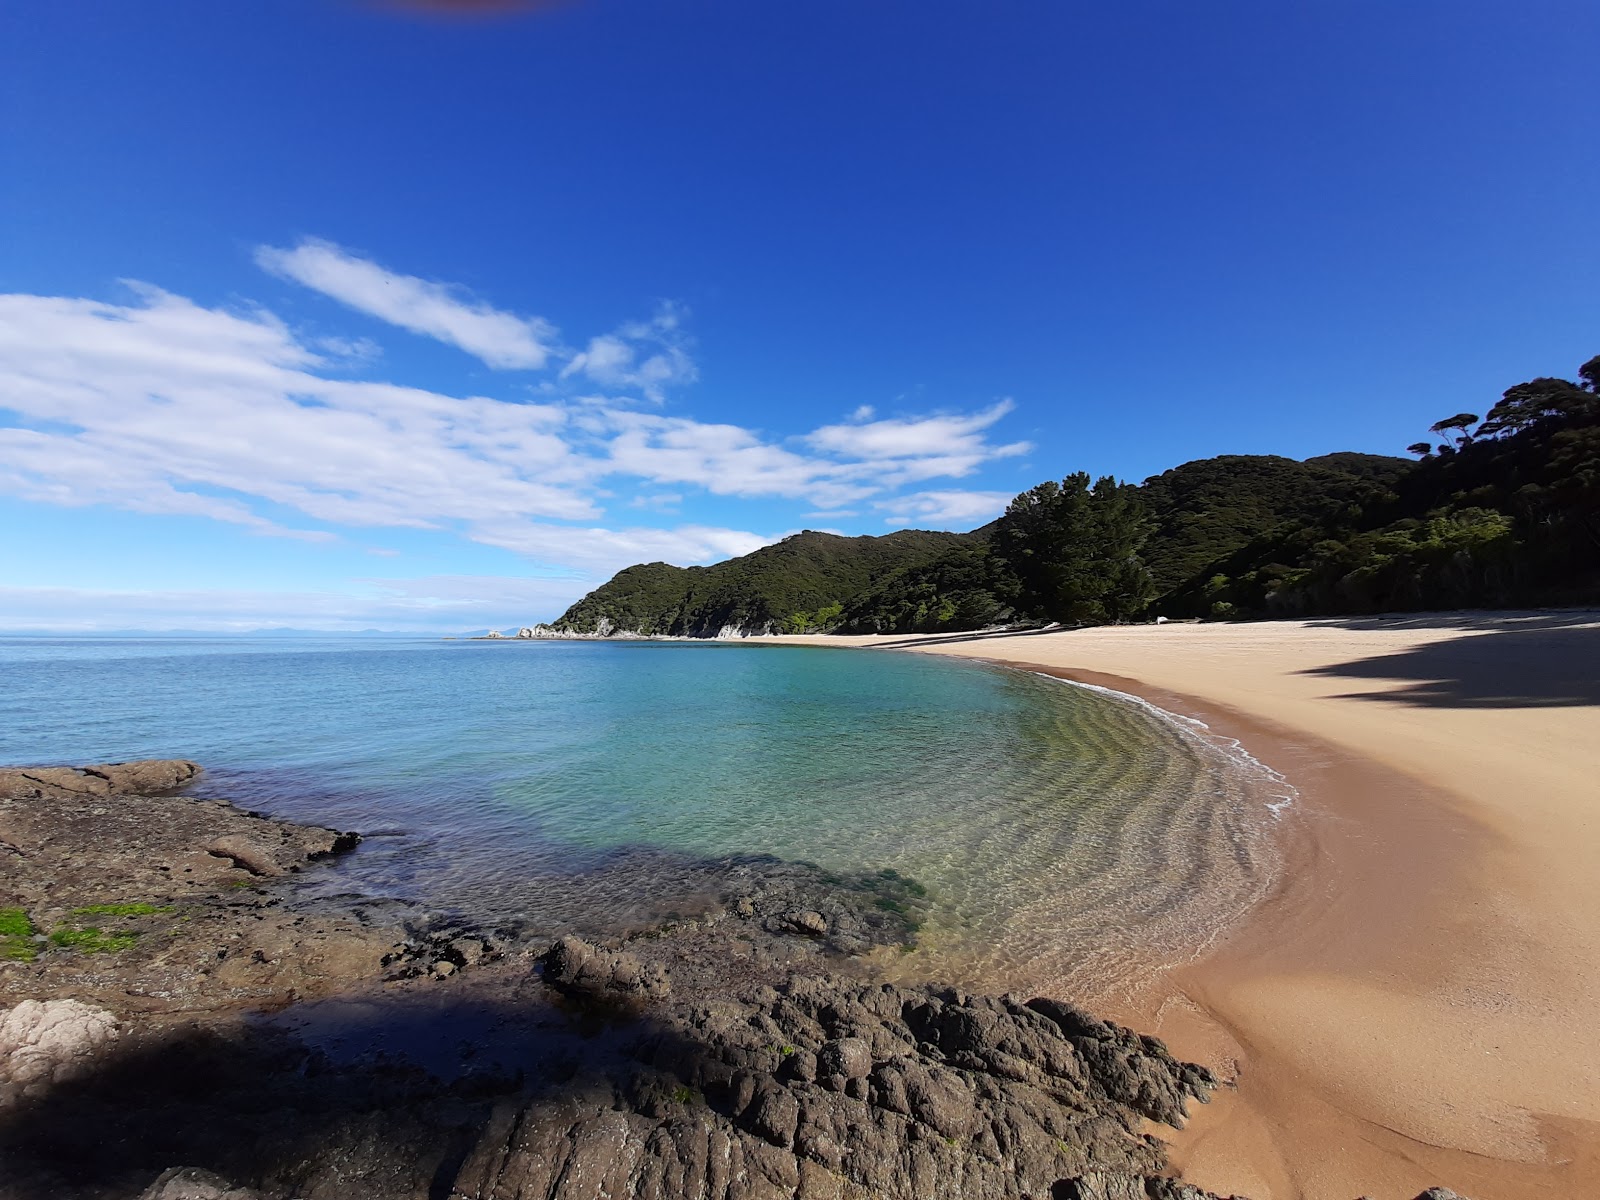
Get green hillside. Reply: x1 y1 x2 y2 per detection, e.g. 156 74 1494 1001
836 542 1014 634
1137 453 1407 592
543 353 1598 636
1163 361 1600 617
549 529 972 636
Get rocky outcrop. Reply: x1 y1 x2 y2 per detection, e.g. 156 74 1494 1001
0 760 354 900
0 760 482 1014
449 945 1217 1200
541 933 672 1001
513 620 650 639
0 759 201 799
0 998 120 1108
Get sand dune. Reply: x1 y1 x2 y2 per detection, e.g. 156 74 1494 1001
763 614 1600 1200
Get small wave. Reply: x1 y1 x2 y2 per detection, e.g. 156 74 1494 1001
1034 673 1300 818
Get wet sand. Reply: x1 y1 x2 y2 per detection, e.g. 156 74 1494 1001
760 614 1600 1200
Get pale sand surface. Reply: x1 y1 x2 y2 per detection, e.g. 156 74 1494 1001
759 614 1600 1200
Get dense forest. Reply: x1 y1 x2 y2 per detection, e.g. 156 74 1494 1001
549 529 971 637
546 354 1600 636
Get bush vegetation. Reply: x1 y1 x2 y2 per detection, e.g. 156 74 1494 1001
549 354 1599 634
0 907 38 962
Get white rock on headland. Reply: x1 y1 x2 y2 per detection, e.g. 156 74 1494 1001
0 998 120 1106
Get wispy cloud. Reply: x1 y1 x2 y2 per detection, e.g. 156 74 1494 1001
598 410 875 509
873 489 1014 529
467 520 770 573
0 288 592 542
0 254 1030 595
562 302 696 402
807 400 1031 484
256 238 558 369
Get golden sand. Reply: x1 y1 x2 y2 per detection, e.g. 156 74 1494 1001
760 615 1600 1199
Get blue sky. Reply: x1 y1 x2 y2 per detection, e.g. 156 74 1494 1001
2 0 1596 631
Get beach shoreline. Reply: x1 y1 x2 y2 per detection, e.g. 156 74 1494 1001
758 614 1600 1200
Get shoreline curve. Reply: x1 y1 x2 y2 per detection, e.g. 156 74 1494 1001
757 614 1600 1200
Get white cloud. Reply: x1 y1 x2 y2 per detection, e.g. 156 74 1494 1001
562 303 696 402
630 492 684 512
469 521 771 574
256 238 557 369
807 400 1031 483
0 264 1030 600
599 410 875 509
0 288 594 545
314 334 383 365
874 489 1014 529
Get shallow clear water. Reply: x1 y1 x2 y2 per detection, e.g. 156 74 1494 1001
0 637 1284 998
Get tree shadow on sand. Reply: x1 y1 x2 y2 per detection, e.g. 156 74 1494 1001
1300 612 1600 708
866 625 1061 650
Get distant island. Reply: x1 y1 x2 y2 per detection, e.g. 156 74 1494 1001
531 354 1599 638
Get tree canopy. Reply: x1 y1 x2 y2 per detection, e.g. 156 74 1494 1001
548 353 1599 636
990 474 1153 624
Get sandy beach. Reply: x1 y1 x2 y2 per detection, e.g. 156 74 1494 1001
763 614 1600 1200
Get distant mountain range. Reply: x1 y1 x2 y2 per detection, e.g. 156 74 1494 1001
545 352 1600 636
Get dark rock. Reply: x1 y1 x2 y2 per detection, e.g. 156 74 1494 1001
1414 1190 1471 1200
1143 1178 1243 1200
818 1035 872 1080
1053 1173 1147 1200
784 908 829 936
0 760 394 1016
448 973 1224 1200
540 934 671 1001
1028 998 1216 1127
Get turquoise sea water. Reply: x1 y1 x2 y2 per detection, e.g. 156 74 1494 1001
0 637 1285 997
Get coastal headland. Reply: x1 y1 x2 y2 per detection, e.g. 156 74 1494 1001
761 612 1600 1199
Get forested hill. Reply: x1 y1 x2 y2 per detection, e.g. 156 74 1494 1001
548 529 972 637
544 453 1405 637
544 352 1598 636
1137 453 1411 593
